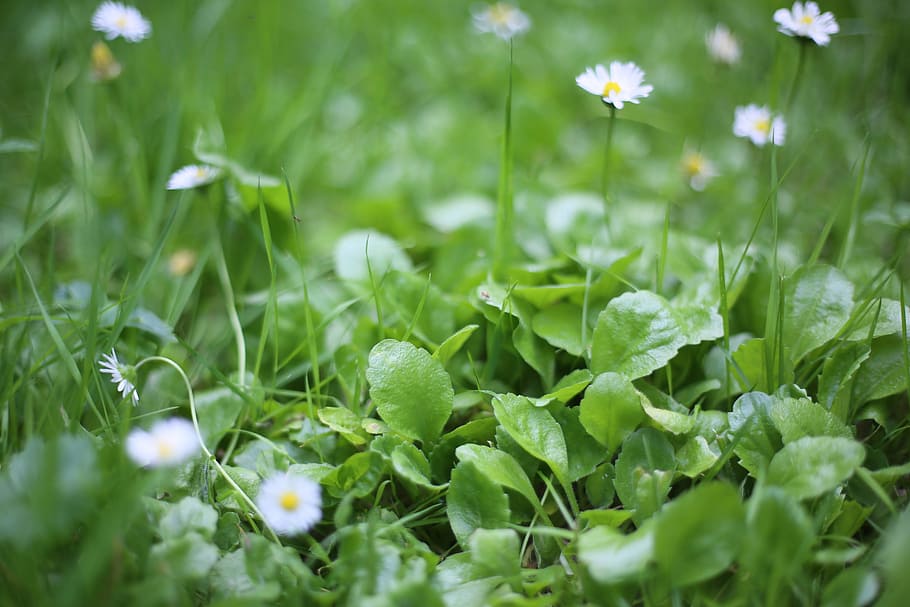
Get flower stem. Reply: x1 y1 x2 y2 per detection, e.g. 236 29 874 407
493 39 515 281
784 40 808 111
136 355 281 545
601 104 617 220
212 229 247 389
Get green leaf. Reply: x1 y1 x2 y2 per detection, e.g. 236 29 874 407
531 303 584 356
429 417 499 483
729 392 782 476
767 437 866 500
653 482 745 587
852 335 910 405
640 393 695 435
550 405 607 481
158 496 218 541
818 342 871 420
579 372 645 452
671 300 724 346
391 442 442 490
194 386 246 448
149 532 219 581
323 451 386 499
367 339 454 445
541 369 593 404
468 528 521 580
447 461 511 548
455 444 540 512
318 406 369 446
591 291 686 379
676 435 720 478
821 567 880 607
433 324 479 365
614 428 675 521
770 396 852 443
782 265 854 362
578 523 655 584
741 487 814 581
491 393 569 487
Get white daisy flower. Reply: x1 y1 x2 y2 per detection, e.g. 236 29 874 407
256 473 322 536
126 418 200 468
705 24 741 65
91 2 152 43
733 104 787 147
681 150 719 191
576 61 654 110
472 3 531 41
773 2 839 46
165 165 221 190
99 349 139 405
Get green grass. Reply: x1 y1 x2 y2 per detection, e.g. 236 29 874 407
2 0 910 605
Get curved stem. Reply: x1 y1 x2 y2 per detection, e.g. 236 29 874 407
136 355 280 544
784 41 808 112
601 105 617 226
212 231 247 388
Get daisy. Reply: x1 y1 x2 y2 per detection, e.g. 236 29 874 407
90 41 122 81
165 165 221 190
99 349 139 405
576 62 653 109
256 473 322 536
705 24 741 65
733 104 786 147
773 2 839 46
91 2 151 43
472 3 531 41
126 418 199 468
681 150 718 191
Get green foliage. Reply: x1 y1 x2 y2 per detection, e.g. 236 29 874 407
2 0 909 605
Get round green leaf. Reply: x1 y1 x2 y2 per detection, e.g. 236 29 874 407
741 487 814 581
447 461 510 548
654 482 745 586
579 372 645 452
767 436 866 500
783 265 854 362
367 339 454 445
591 291 686 379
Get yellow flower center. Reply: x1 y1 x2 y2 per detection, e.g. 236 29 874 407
755 119 770 134
115 15 128 29
800 15 814 25
684 153 705 176
195 167 207 179
279 491 299 511
602 81 622 97
156 440 174 459
489 4 511 25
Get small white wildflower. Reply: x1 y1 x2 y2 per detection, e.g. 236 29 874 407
773 2 839 46
99 349 139 405
91 2 151 43
733 104 787 147
682 150 719 191
472 3 531 41
576 61 654 110
168 249 198 277
256 473 322 536
705 24 741 65
126 418 199 468
165 165 221 190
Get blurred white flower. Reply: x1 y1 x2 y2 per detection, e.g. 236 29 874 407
256 473 322 536
705 24 741 65
472 3 531 41
126 418 199 468
774 2 839 46
91 2 151 43
733 104 786 147
99 349 139 405
682 150 718 191
576 62 653 109
166 165 221 190
168 249 198 277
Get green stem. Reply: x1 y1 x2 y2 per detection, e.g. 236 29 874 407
136 356 281 544
784 41 807 112
493 39 515 281
601 104 617 224
212 229 247 389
